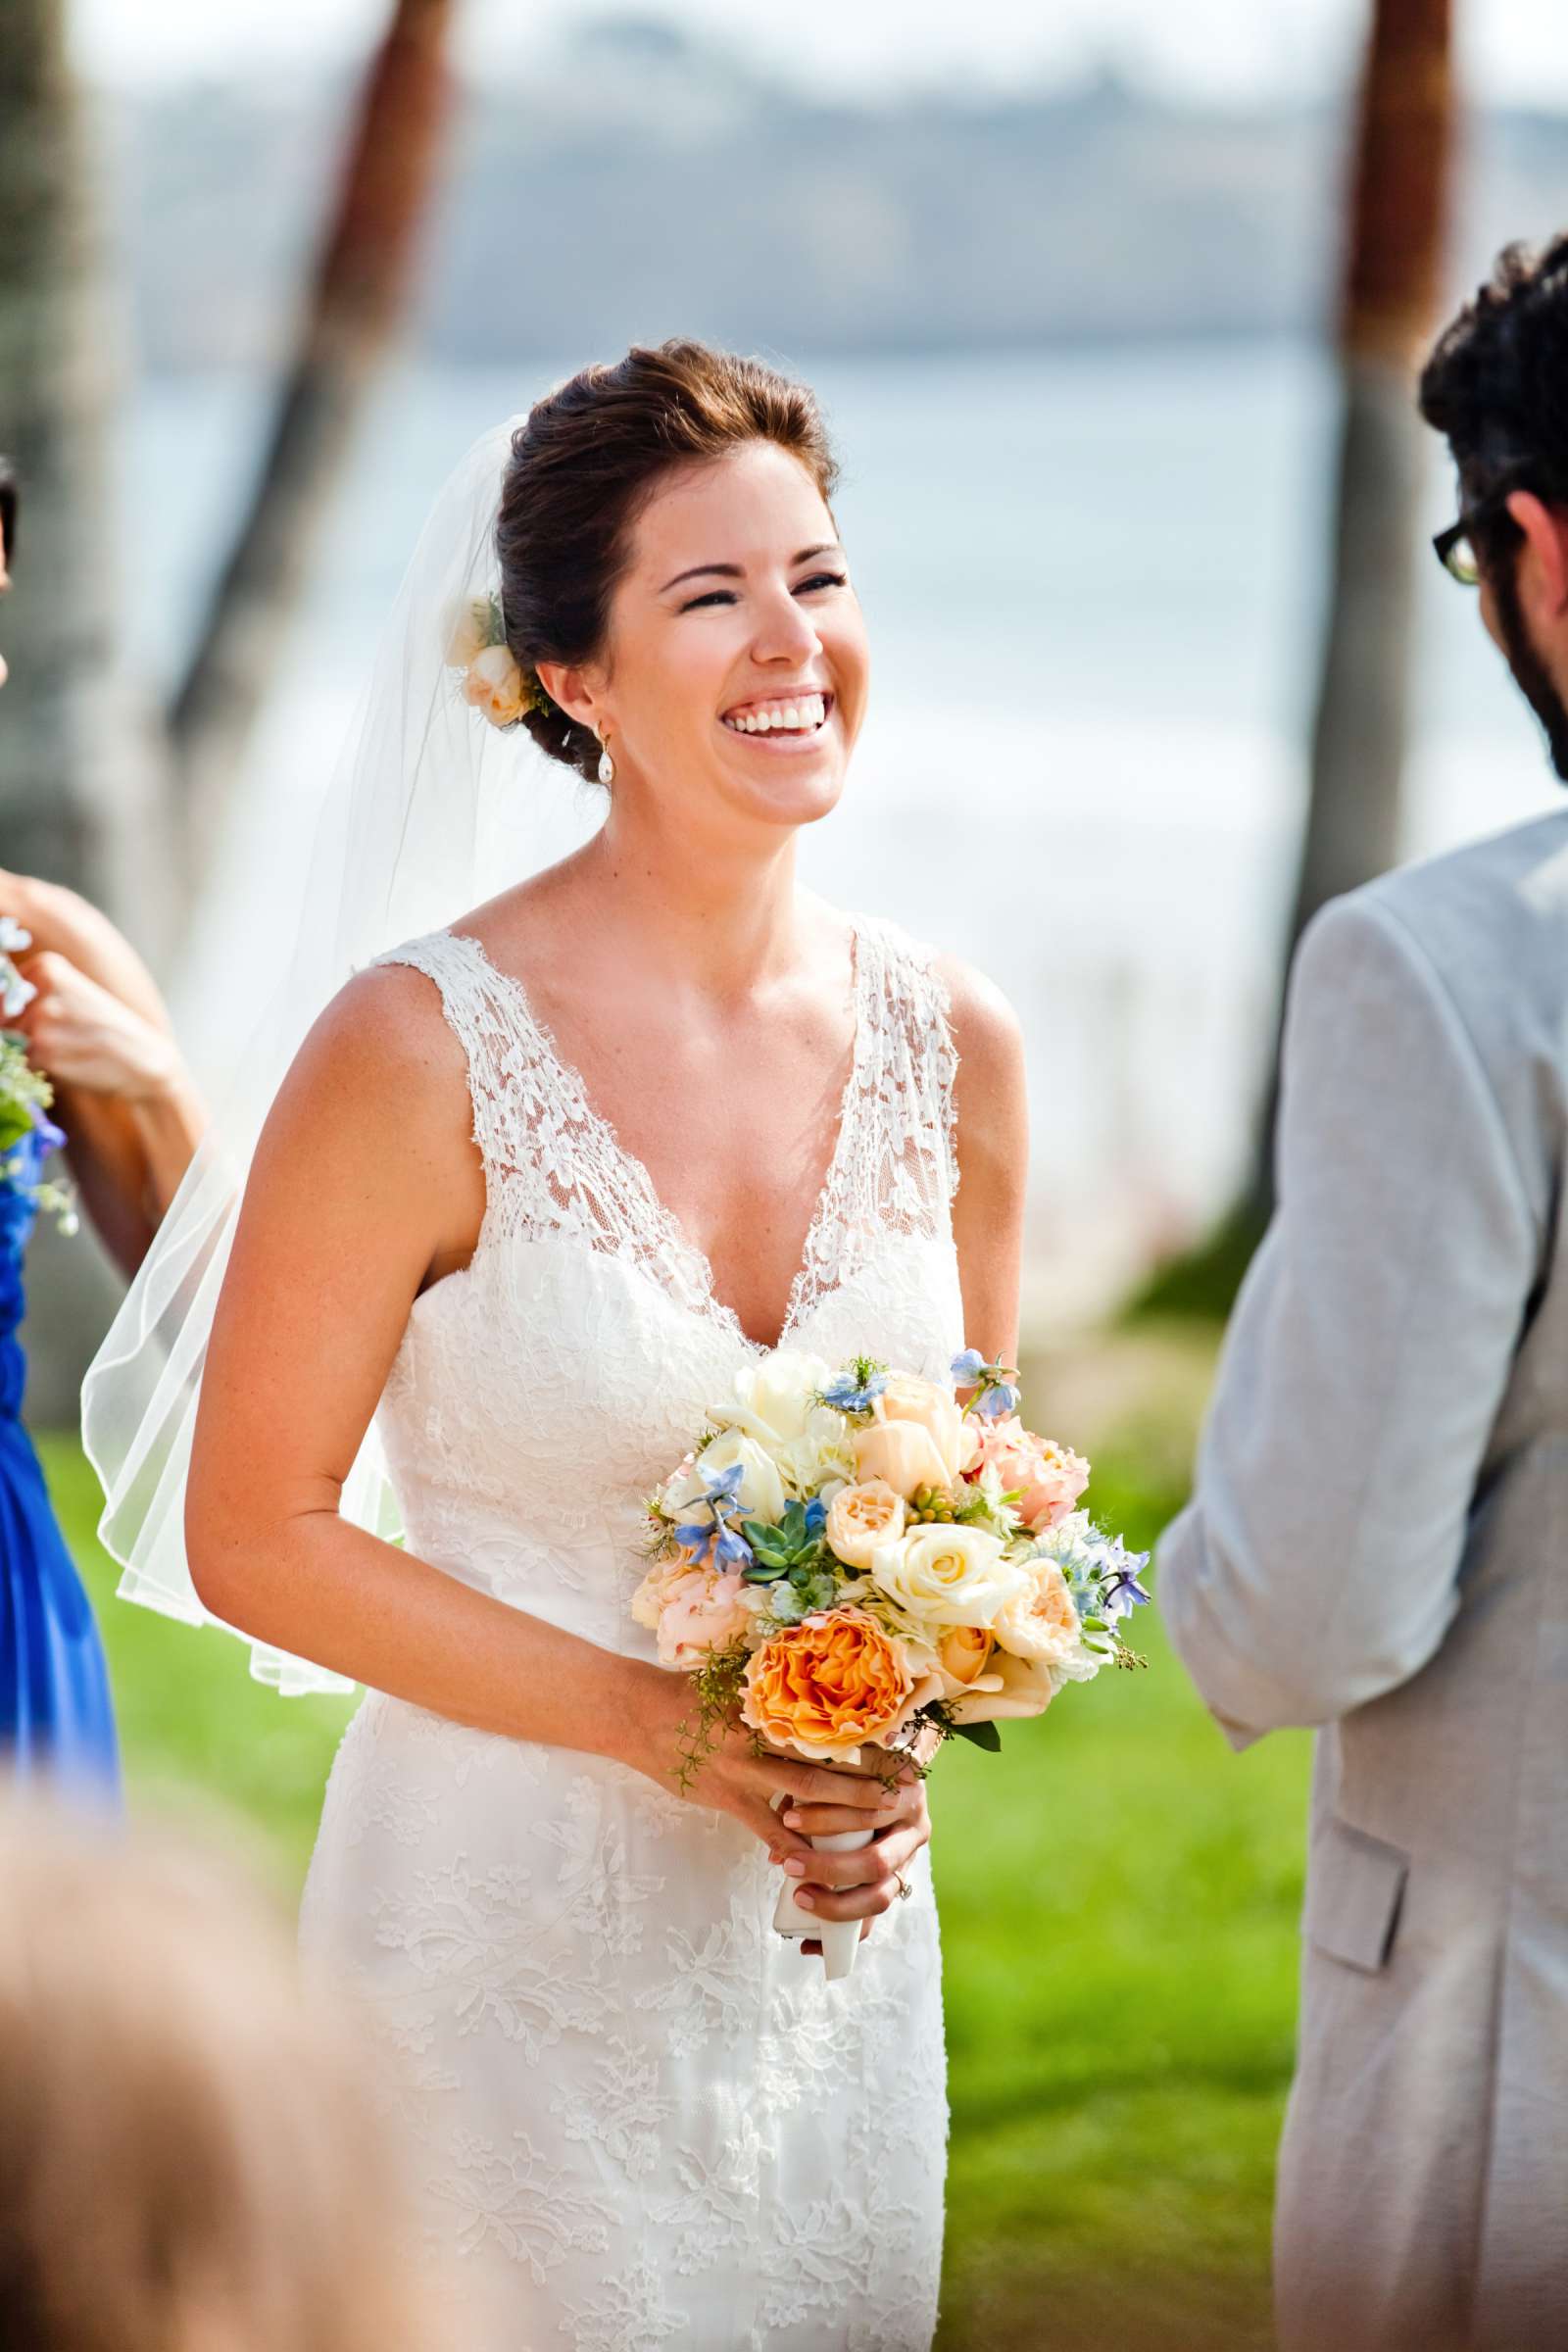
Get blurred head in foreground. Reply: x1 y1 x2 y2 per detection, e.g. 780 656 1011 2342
1421 231 1568 781
0 1797 437 2352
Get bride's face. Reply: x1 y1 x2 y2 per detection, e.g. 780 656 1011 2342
589 440 868 834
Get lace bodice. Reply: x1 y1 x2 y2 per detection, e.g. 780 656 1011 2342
370 917 965 1649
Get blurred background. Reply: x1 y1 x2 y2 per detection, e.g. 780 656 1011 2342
6 2 1568 2345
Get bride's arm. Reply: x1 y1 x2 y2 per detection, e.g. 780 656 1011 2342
939 956 1029 1365
185 968 882 1866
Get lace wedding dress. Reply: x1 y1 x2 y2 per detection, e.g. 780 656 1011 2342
299 915 964 2351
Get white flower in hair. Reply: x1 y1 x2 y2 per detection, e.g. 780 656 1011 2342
444 592 551 728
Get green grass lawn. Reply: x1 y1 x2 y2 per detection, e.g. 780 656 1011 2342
37 1334 1308 2351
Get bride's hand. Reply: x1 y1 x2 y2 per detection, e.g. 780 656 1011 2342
622 1667 900 1866
782 1772 932 1948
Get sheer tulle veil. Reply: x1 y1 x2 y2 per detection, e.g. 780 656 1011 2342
82 415 594 1693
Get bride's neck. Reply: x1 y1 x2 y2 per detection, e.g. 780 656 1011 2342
575 804 809 998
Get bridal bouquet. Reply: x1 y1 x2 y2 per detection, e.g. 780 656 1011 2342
634 1348 1150 1978
0 919 75 1236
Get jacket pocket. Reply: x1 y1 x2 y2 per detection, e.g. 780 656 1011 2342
1303 1816 1409 1975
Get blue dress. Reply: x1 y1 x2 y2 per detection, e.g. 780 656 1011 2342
0 1124 119 1798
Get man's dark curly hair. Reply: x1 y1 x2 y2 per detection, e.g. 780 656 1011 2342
1419 233 1568 530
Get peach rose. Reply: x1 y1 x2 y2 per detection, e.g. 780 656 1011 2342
825 1480 906 1569
992 1558 1083 1667
944 1644 1060 1725
853 1417 953 1499
936 1623 997 1696
970 1415 1090 1533
650 1568 754 1670
740 1608 927 1762
462 643 529 727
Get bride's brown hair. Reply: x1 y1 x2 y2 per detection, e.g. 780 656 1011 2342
497 338 840 782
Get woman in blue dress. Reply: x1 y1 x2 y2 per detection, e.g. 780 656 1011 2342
0 455 205 1796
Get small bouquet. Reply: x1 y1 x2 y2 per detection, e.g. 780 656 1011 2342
634 1347 1150 1979
0 918 76 1236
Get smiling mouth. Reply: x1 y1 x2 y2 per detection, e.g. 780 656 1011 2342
720 691 833 738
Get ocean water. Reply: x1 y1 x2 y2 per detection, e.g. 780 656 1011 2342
128 343 1563 1320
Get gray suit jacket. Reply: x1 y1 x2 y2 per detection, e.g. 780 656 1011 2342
1159 810 1568 2352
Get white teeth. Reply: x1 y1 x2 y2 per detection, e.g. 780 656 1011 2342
723 693 828 735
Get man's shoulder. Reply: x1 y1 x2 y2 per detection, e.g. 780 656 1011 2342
1312 812 1568 1039
1353 810 1568 966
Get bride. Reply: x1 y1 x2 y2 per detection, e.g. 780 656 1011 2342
99 341 1026 2349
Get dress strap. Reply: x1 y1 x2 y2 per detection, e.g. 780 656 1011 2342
856 917 960 1214
789 917 958 1328
370 930 533 1199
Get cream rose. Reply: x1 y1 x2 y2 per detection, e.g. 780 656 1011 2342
869 1524 1030 1630
662 1431 785 1528
824 1480 906 1570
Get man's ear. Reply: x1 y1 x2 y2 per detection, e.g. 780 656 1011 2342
1503 490 1568 618
535 662 604 736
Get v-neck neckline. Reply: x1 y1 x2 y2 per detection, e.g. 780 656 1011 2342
454 921 869 1357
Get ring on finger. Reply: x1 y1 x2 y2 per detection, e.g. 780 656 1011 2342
894 1868 913 1901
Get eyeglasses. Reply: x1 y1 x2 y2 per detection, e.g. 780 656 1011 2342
1432 478 1528 587
1433 516 1483 586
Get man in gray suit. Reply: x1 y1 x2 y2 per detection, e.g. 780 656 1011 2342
1159 238 1568 2352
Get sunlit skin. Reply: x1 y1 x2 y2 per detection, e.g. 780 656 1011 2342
189 437 1029 1942
1481 487 1568 684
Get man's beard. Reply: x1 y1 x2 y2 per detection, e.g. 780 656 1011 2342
1492 555 1568 783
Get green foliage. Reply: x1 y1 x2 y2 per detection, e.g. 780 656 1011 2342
739 1499 825 1580
673 1639 754 1794
1121 1203 1267 1327
38 1386 1310 2352
948 1718 1003 1754
0 1034 54 1153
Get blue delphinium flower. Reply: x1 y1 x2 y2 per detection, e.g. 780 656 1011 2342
1099 1542 1152 1625
674 1461 755 1573
952 1349 1020 1419
820 1368 887 1413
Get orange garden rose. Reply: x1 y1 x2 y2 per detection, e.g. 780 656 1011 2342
741 1608 923 1762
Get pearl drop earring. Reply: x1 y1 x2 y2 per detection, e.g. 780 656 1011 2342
596 728 615 788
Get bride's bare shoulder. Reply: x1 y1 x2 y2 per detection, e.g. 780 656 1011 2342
932 953 1024 1073
272 956 472 1144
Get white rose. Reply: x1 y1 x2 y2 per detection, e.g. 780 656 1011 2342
775 1403 857 1498
687 1429 786 1525
721 1349 833 1447
869 1524 1031 1631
